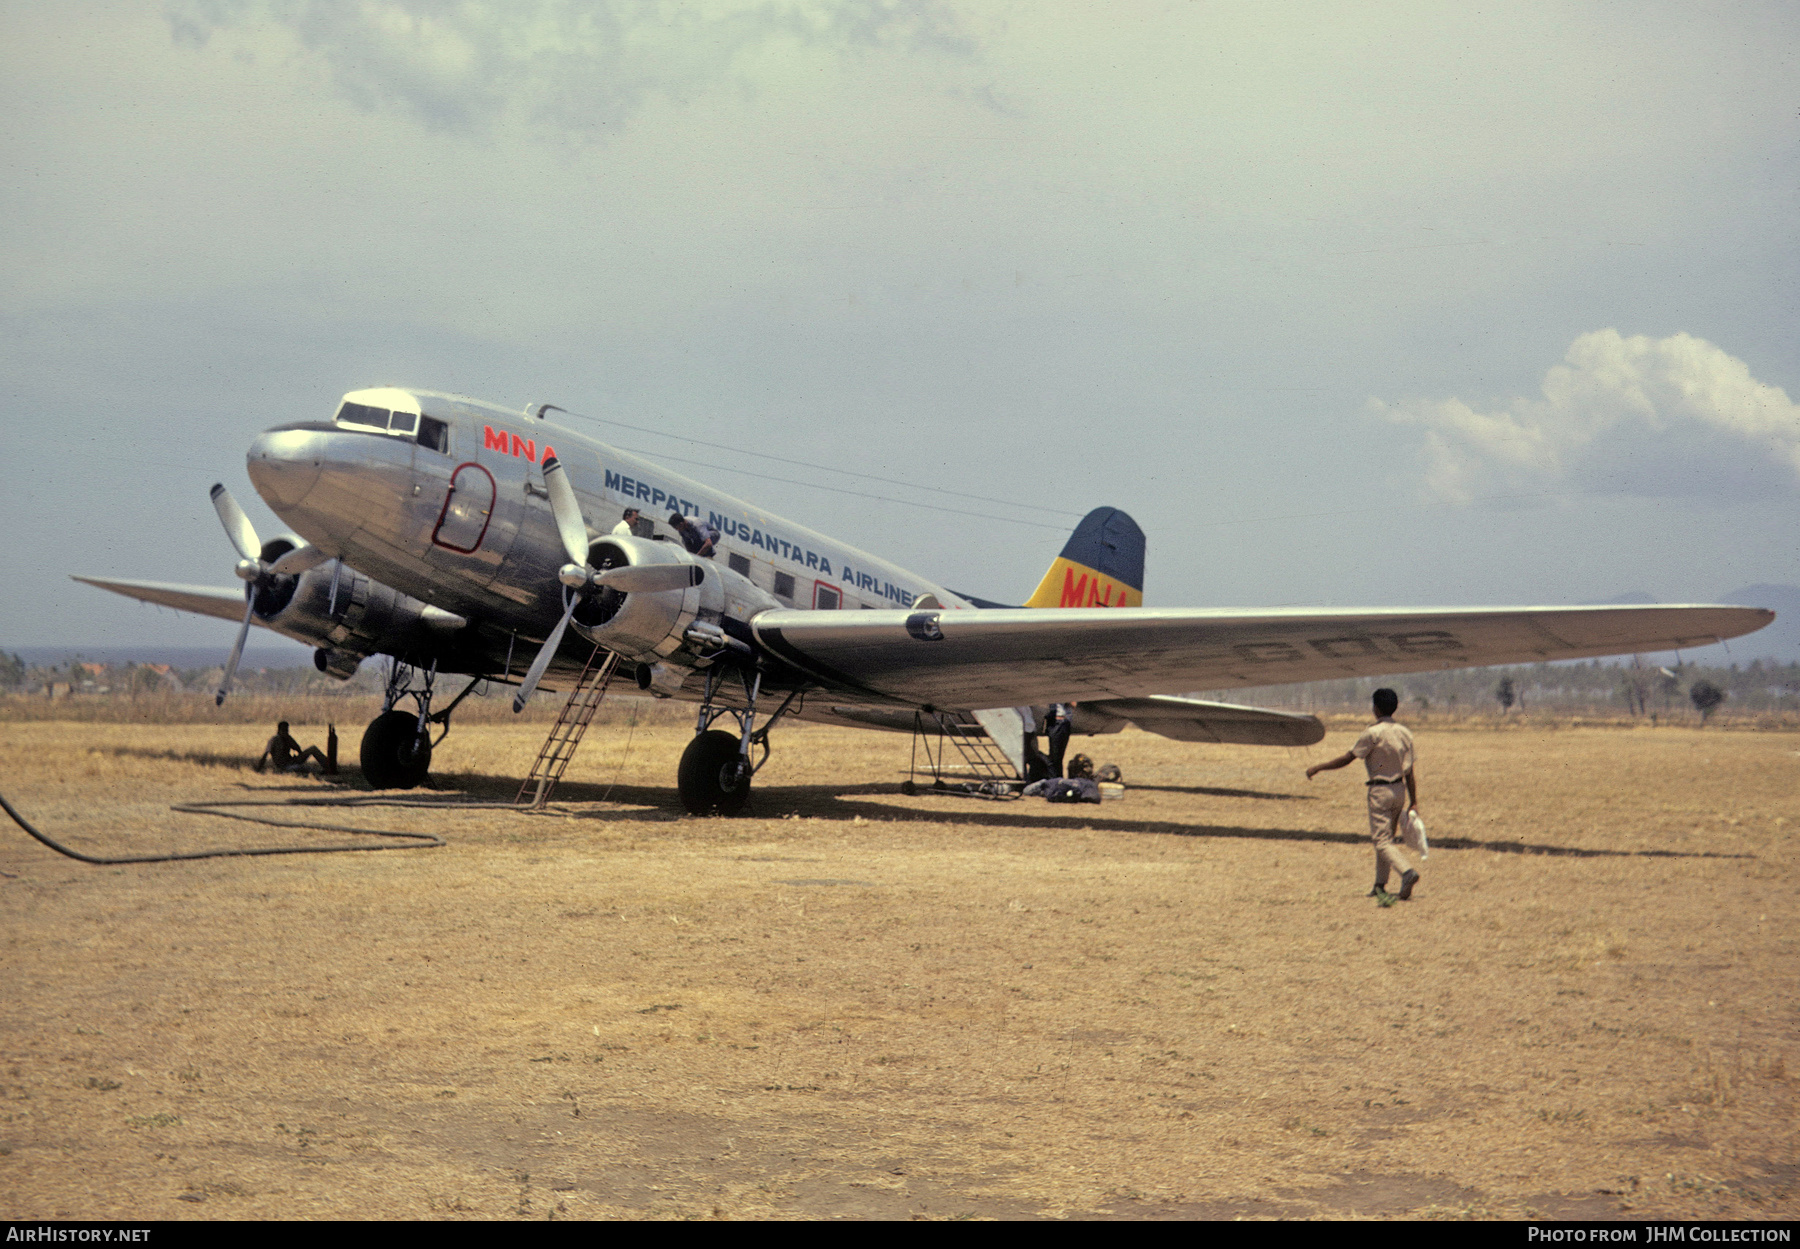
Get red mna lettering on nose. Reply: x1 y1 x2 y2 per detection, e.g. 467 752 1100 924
482 426 556 464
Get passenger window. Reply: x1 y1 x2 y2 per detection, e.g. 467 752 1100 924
728 553 751 578
773 571 795 600
814 584 840 610
417 417 450 454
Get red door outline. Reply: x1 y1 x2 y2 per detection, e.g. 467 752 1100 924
430 462 497 554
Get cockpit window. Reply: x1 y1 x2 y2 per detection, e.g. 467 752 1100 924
337 401 390 429
417 416 450 454
337 400 432 443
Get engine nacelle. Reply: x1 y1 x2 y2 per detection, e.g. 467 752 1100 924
251 541 465 668
572 535 781 665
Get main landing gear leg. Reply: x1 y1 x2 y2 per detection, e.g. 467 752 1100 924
359 660 484 790
677 665 801 816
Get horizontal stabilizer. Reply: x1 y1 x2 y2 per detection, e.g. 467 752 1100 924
1080 696 1325 747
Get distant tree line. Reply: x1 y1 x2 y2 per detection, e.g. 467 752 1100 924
0 655 392 698
6 649 1794 725
1193 658 1799 721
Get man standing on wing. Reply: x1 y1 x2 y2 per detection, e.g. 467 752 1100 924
668 512 719 558
1305 687 1420 905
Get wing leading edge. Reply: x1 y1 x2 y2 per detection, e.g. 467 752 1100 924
71 576 253 627
753 603 1774 710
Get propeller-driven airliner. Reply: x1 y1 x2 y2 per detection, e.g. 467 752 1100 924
77 387 1774 812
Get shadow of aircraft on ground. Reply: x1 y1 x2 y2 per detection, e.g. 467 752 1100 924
85 748 1754 864
416 771 1757 863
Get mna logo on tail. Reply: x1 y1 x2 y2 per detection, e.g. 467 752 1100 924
1024 508 1146 609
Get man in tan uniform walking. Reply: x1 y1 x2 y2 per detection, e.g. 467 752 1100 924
1305 687 1420 905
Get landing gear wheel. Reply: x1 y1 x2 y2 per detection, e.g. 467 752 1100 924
360 710 432 790
678 729 750 815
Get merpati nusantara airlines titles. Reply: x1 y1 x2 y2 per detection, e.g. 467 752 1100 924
484 420 1132 610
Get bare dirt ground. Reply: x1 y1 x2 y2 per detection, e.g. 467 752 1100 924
0 712 1793 1220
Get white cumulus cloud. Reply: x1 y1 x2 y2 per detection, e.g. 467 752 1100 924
1372 330 1800 504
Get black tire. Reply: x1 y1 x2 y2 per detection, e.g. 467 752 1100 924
899 779 917 796
678 729 750 815
360 710 432 790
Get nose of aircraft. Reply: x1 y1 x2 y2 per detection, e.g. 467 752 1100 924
246 428 325 509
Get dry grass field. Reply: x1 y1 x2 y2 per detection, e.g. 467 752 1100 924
0 709 1793 1221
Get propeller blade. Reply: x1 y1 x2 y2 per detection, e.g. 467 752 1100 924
215 593 257 706
210 484 262 564
540 455 592 570
267 544 331 577
512 596 578 713
592 563 704 594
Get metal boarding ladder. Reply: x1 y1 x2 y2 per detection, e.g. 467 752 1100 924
515 647 620 810
906 710 1023 799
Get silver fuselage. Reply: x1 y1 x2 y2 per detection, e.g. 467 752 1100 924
246 388 956 681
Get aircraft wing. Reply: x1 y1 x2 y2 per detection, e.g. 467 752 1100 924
1079 696 1326 747
753 604 1773 710
72 576 252 628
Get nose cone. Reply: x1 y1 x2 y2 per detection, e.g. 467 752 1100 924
247 429 325 509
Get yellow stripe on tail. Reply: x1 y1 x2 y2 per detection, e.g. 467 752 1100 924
1025 556 1144 608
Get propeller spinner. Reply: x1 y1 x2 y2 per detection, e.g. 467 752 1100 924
510 456 702 712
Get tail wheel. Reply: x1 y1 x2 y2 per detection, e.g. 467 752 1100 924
360 710 432 790
678 729 750 815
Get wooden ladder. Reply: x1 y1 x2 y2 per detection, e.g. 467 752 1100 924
515 647 620 810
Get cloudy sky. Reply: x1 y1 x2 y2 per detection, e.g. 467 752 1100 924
3 1 1796 662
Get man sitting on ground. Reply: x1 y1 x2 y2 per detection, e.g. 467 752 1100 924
255 721 333 775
